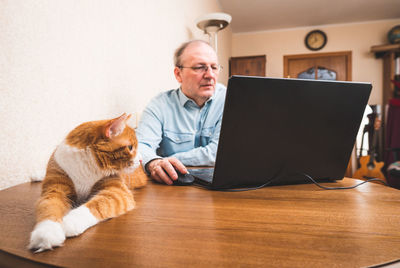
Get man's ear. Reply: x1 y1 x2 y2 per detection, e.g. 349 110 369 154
174 66 183 83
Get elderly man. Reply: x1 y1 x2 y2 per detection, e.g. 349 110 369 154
136 40 226 185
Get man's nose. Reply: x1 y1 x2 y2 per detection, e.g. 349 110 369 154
204 66 215 77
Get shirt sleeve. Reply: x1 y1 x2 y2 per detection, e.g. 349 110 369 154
136 101 163 169
171 118 222 166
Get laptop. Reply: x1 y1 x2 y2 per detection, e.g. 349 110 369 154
190 76 371 190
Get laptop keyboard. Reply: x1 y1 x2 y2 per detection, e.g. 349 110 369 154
188 168 214 183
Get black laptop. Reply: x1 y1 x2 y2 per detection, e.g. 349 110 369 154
189 76 371 190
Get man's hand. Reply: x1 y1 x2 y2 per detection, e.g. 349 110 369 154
147 157 187 185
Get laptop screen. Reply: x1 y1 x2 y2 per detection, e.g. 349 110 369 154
211 76 371 189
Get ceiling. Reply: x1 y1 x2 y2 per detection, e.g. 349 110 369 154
218 0 400 33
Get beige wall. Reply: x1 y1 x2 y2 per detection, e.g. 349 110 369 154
0 0 232 190
232 19 400 105
2 1 397 190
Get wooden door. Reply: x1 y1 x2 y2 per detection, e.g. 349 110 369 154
284 51 352 81
229 55 266 77
284 51 354 177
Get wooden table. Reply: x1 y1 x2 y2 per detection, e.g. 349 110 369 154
1 178 400 267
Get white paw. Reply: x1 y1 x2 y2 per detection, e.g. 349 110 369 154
29 220 65 253
62 206 99 237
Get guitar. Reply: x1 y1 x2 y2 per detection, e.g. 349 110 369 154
353 112 386 182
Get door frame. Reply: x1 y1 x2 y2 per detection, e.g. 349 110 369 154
283 51 352 81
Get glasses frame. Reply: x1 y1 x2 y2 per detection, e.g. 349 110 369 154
178 64 223 74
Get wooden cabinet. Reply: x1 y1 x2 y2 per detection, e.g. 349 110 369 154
370 44 400 163
370 43 400 108
229 55 266 77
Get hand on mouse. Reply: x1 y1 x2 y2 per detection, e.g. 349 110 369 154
147 157 187 185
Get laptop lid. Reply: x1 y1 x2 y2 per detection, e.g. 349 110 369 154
209 76 371 189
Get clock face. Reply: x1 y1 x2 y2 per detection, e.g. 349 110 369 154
305 30 327 51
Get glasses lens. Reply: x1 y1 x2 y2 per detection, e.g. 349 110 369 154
188 65 222 73
211 65 222 73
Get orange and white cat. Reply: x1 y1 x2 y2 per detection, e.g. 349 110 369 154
29 113 147 253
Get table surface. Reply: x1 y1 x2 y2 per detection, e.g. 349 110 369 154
0 178 400 268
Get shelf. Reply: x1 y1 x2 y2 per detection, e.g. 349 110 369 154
371 43 400 58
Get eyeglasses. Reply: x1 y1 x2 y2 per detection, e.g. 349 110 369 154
178 64 223 74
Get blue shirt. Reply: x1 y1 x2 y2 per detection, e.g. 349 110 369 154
136 83 226 168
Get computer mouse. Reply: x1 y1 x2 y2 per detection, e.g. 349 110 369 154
172 170 195 186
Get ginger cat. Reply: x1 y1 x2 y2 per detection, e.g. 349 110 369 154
29 114 147 253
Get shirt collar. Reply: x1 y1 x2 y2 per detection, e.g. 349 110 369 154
177 87 215 108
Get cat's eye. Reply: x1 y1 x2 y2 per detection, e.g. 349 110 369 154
128 145 133 151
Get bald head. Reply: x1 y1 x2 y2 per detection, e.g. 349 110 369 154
174 40 214 67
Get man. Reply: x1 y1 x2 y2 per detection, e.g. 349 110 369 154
136 40 226 185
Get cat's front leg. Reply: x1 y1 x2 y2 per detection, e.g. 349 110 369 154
29 170 75 253
62 205 99 237
29 220 66 253
63 178 135 237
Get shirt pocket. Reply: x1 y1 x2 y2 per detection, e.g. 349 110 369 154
164 131 193 143
160 130 194 156
200 126 215 145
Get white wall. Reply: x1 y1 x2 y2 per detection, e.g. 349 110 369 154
0 0 232 190
232 19 400 105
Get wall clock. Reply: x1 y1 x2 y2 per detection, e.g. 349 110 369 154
305 30 327 51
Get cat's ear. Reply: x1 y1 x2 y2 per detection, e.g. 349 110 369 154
104 113 129 139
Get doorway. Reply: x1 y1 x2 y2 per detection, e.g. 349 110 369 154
284 51 354 177
284 51 352 81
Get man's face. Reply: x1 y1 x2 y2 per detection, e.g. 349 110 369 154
174 42 219 107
